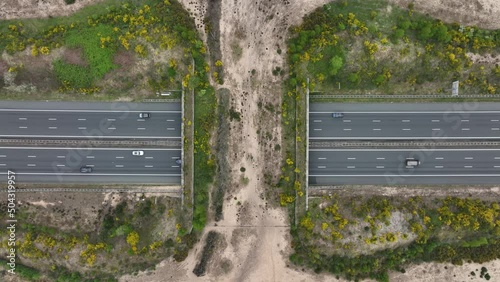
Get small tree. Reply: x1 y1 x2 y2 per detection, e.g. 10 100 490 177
329 55 343 76
392 29 405 43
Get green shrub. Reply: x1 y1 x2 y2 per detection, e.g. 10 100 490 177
53 59 93 88
16 264 41 280
193 231 220 276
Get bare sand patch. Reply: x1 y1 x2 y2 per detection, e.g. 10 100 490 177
0 0 105 20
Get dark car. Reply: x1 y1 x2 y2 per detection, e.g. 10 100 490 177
175 158 182 165
80 166 93 173
139 113 151 119
332 112 344 118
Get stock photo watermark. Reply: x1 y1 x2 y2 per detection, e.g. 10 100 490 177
384 102 480 185
51 102 138 181
6 170 17 274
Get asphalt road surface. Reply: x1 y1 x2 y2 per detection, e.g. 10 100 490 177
0 102 181 139
0 147 181 184
310 103 500 140
309 148 500 185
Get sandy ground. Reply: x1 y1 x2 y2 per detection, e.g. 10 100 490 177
3 0 500 281
0 0 104 19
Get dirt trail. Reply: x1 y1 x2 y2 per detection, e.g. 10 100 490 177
177 0 330 281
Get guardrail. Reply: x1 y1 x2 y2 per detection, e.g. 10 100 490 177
310 94 500 99
0 138 181 147
142 99 181 103
310 141 500 148
1 187 182 194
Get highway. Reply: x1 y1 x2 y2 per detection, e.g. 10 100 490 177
0 147 181 184
309 148 500 185
0 102 181 139
310 103 500 140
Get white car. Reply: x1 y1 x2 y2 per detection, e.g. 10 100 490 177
405 159 420 168
132 151 144 156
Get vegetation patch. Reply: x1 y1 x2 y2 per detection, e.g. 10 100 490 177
288 0 500 95
204 0 224 84
192 85 217 231
193 231 222 276
0 195 180 280
0 0 199 100
213 88 231 222
291 193 500 281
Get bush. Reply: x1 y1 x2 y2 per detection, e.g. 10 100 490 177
193 231 220 276
16 264 41 280
64 0 76 4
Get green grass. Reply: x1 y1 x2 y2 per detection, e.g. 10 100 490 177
462 237 489 248
65 25 116 79
53 24 117 88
